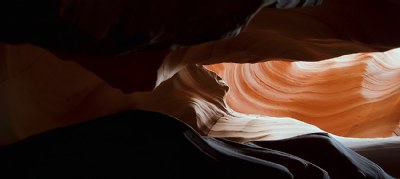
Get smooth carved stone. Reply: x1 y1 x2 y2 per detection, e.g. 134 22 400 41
206 49 400 138
1 44 400 177
1 1 400 176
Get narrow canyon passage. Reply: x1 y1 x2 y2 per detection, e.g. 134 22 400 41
1 0 400 178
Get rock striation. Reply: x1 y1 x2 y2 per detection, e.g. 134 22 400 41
206 49 400 138
1 0 400 177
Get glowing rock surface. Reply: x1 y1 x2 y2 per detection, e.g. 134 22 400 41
206 49 400 138
1 0 400 177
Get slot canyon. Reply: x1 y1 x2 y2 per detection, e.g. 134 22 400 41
0 0 400 178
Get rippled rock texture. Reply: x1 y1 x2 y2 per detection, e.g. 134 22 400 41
2 43 400 177
206 49 400 138
1 0 400 178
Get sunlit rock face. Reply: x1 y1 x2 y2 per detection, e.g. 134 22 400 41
155 0 400 138
2 44 400 177
1 0 400 177
206 49 400 138
4 46 400 142
1 0 400 143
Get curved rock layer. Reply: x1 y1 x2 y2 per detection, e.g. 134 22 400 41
0 44 322 144
1 1 400 143
3 44 400 143
1 0 400 177
206 49 400 138
1 44 400 177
